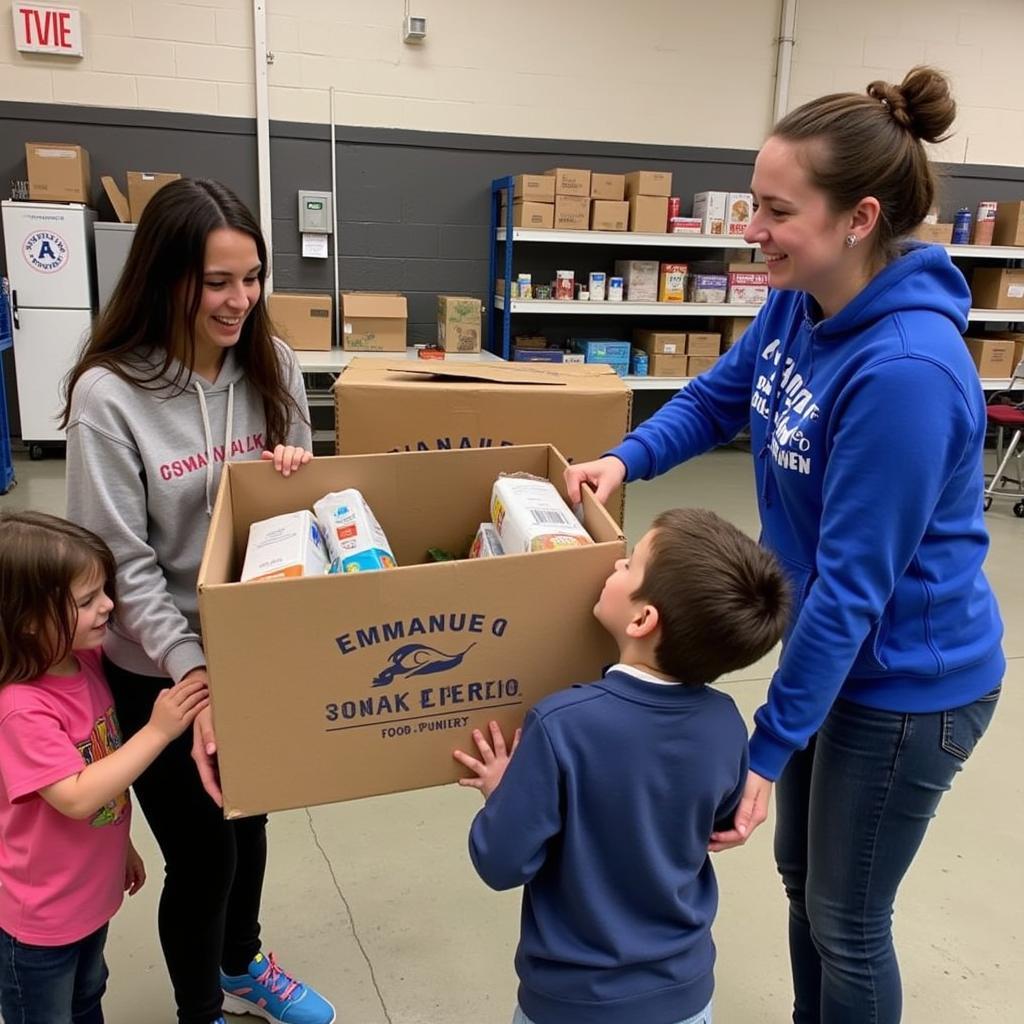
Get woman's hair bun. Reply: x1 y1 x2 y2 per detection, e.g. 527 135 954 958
867 66 956 144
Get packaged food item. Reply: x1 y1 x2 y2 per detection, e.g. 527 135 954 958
692 191 728 235
952 208 972 245
973 201 998 246
658 262 688 302
726 192 753 235
589 271 607 301
562 352 585 364
469 523 505 559
608 276 624 301
417 346 445 359
240 511 329 583
688 273 728 303
534 284 553 300
669 217 703 234
727 265 769 304
613 259 659 302
668 196 681 219
517 273 533 300
313 489 397 573
631 349 649 376
491 475 593 554
555 270 575 300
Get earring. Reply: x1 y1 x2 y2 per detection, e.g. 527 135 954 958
846 234 859 248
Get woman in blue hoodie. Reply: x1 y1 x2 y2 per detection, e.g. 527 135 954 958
566 66 1003 1024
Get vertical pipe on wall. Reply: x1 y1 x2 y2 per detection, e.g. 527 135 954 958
330 87 340 348
253 0 273 292
772 0 798 125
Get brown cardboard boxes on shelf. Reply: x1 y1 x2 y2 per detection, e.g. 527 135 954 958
554 195 590 230
991 331 1024 370
590 200 629 231
970 268 1024 311
267 293 332 351
101 170 182 222
687 332 722 356
993 202 1024 247
197 444 624 817
648 353 688 377
437 295 482 353
500 200 555 229
629 196 669 234
545 168 591 196
334 360 632 522
719 316 755 350
633 330 686 355
963 337 1016 376
913 223 954 244
341 292 407 351
624 170 672 198
25 143 90 203
688 356 719 375
513 174 556 202
591 173 625 201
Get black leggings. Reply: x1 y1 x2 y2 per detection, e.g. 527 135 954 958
104 657 266 1024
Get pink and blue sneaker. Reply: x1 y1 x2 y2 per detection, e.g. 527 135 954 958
221 952 336 1023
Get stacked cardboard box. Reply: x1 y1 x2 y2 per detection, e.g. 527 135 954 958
624 170 671 234
500 174 556 229
590 172 627 231
546 168 591 231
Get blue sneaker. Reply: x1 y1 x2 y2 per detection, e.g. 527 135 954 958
221 952 336 1023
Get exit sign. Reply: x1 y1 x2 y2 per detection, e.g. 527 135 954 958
12 3 83 56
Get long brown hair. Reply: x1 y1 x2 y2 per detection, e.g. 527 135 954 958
0 511 117 686
772 66 957 262
60 178 304 447
632 508 791 685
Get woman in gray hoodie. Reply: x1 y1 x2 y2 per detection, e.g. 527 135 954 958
62 179 336 1024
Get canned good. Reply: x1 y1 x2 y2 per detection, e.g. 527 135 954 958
952 208 972 245
608 276 624 302
668 196 681 219
973 201 998 246
631 349 649 376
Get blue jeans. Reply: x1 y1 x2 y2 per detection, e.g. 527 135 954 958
775 688 1000 1024
512 998 712 1024
0 923 108 1024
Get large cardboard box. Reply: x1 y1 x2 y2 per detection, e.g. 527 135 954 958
436 295 482 353
554 195 590 230
629 195 669 234
101 170 182 222
970 268 1024 311
687 332 722 356
991 331 1024 372
544 167 591 196
512 174 555 202
334 360 632 522
625 170 672 198
26 143 90 203
591 173 625 201
590 199 628 231
963 337 1016 376
718 316 755 350
500 200 555 229
649 353 688 377
913 222 954 244
688 355 719 375
993 202 1024 247
341 292 407 351
267 293 333 351
633 330 686 355
197 445 624 817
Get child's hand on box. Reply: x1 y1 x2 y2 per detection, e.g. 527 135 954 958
261 444 313 478
453 721 521 800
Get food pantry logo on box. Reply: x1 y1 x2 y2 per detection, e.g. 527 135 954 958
325 611 522 735
22 231 69 273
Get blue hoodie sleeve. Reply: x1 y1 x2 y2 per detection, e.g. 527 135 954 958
608 317 765 480
749 355 978 780
468 710 563 891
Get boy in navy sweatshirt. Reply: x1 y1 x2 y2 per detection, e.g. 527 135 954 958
454 508 791 1024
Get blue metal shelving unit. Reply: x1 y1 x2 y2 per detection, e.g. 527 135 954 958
486 176 516 359
0 277 15 494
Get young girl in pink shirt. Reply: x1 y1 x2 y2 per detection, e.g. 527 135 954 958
0 511 208 1024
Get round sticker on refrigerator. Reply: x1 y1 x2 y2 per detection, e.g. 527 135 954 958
22 231 70 274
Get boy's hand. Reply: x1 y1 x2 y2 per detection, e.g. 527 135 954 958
148 676 209 743
124 842 146 896
709 770 773 852
453 721 521 799
261 445 312 478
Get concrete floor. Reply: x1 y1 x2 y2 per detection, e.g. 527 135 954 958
1 448 1020 1023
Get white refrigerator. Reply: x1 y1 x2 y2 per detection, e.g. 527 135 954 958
1 201 96 457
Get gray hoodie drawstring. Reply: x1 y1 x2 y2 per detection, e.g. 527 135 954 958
193 381 235 516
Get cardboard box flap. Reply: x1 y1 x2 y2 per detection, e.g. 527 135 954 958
385 363 569 387
100 176 130 223
343 293 407 318
337 359 624 391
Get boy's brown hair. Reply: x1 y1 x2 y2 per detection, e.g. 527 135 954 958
633 508 790 685
0 511 116 686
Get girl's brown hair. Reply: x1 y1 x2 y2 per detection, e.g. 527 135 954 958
60 177 305 447
0 511 116 686
772 66 957 261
